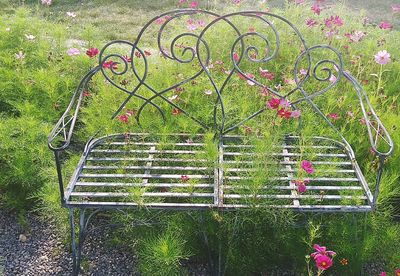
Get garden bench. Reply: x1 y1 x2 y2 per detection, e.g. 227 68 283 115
47 9 394 275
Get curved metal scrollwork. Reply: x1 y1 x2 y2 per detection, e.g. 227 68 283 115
95 9 352 137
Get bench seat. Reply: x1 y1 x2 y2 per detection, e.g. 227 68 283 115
65 133 372 212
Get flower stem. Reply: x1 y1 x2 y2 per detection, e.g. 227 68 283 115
376 64 383 95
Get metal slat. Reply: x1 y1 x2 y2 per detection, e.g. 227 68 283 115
223 194 367 200
79 173 211 179
70 192 214 198
75 182 213 188
83 165 210 171
86 157 208 162
225 176 360 182
91 149 204 154
223 185 363 191
224 152 348 158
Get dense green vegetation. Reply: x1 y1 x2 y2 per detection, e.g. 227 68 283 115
0 0 399 274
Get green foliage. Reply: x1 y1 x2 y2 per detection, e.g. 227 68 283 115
137 228 190 276
0 1 399 274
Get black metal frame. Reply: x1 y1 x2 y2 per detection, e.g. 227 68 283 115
47 9 394 275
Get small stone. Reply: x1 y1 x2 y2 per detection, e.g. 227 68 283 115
19 234 27 242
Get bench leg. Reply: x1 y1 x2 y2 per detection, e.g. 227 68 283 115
69 208 87 276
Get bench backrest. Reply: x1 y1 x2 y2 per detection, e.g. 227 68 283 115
93 9 393 159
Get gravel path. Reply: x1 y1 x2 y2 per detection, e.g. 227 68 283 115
0 210 137 276
0 209 387 276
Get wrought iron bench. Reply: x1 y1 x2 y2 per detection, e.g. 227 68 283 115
48 9 394 275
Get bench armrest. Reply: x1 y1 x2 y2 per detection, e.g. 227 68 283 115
48 66 100 151
343 71 394 158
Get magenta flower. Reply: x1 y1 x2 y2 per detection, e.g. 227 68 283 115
293 179 309 193
311 244 336 259
83 90 91 97
329 75 337 83
67 48 80 56
315 255 333 270
277 108 292 119
233 52 240 62
190 1 199 8
379 21 393 30
395 268 400 276
181 175 190 182
301 160 314 174
122 55 132 62
379 273 387 276
374 50 391 65
232 0 241 4
86 47 99 58
266 97 281 109
290 109 301 118
306 18 318 27
102 60 118 69
393 4 400 13
117 114 129 123
311 4 321 15
327 113 340 120
324 15 343 29
259 67 275 80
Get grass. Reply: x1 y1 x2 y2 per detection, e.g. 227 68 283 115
0 0 399 274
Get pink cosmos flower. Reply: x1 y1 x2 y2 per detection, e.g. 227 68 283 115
181 175 190 182
122 55 132 62
346 111 354 118
315 255 333 270
329 75 337 83
306 18 318 27
155 17 165 25
102 60 118 69
232 0 241 4
238 72 256 85
15 51 25 60
233 52 240 62
311 4 321 15
291 109 301 118
311 244 336 259
66 12 77 18
197 20 206 27
379 273 387 276
293 179 309 193
190 1 199 8
301 160 314 174
41 0 52 5
86 47 99 58
279 98 290 108
346 30 366 43
395 268 400 276
260 87 269 97
300 68 308 75
83 90 91 97
379 21 393 30
277 108 292 119
67 48 80 56
374 50 391 65
267 97 281 109
393 4 400 13
327 113 340 120
172 108 182 115
324 15 343 28
259 67 275 80
117 114 129 123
